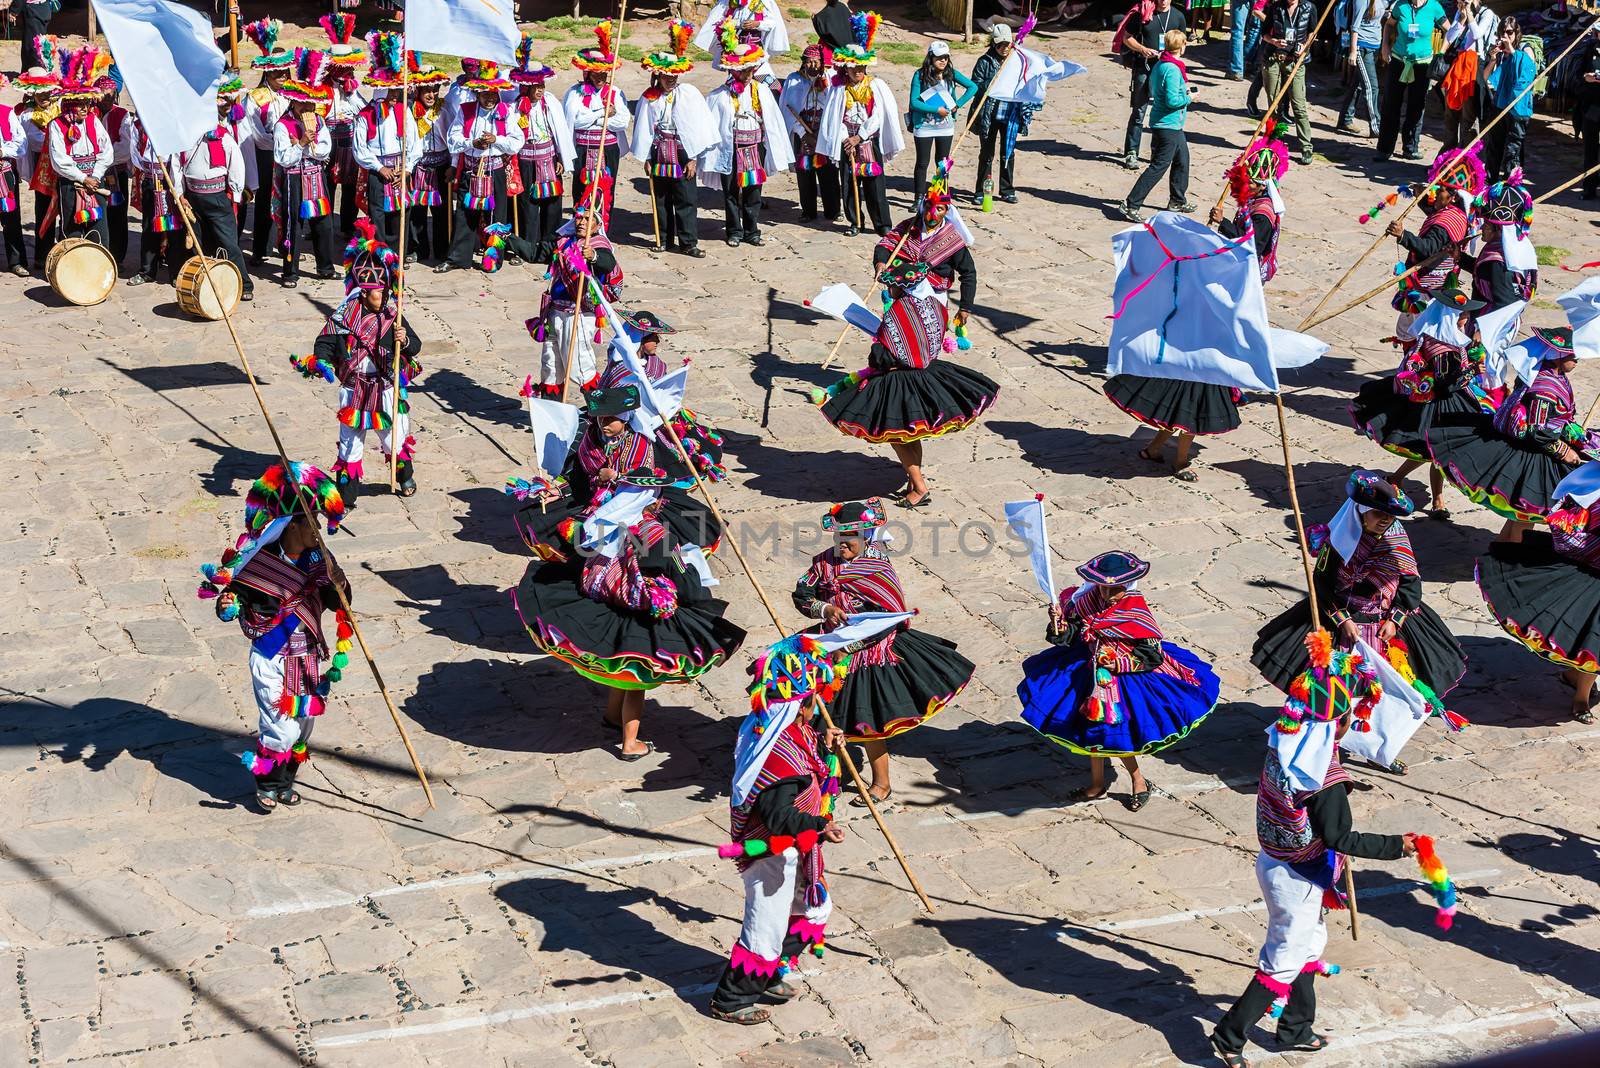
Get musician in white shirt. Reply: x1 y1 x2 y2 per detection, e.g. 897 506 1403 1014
630 30 714 257
126 115 184 286
702 45 793 248
0 78 29 275
46 81 113 245
437 73 524 273
779 44 841 222
92 75 131 264
564 30 632 228
405 69 453 265
507 61 574 264
353 73 419 253
272 83 338 286
171 85 252 300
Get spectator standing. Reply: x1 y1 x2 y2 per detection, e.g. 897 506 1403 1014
1438 0 1499 149
1336 0 1385 138
1229 0 1264 81
969 24 1017 202
1260 0 1316 164
1578 36 1600 200
908 41 976 198
812 0 855 63
1117 29 1195 222
1376 0 1448 161
1120 0 1187 169
1484 18 1535 180
10 0 59 74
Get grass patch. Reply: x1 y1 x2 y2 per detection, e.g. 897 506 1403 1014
618 43 645 62
788 5 811 17
175 496 220 519
416 52 464 77
539 15 601 31
135 544 188 561
1531 298 1560 310
1536 244 1569 267
876 41 931 65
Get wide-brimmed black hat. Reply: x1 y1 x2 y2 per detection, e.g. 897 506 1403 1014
1346 469 1414 518
1076 550 1149 586
621 309 675 339
877 258 930 290
821 499 886 533
1435 272 1485 313
1533 326 1575 361
585 384 641 417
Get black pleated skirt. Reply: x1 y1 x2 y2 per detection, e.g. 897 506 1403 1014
1104 375 1241 437
1477 532 1600 672
820 361 999 445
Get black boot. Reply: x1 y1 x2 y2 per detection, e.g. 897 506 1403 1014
395 458 416 498
336 469 360 511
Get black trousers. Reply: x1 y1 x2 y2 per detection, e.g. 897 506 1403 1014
32 190 55 268
509 158 565 262
1377 61 1429 157
1126 128 1189 209
59 185 111 246
573 141 621 220
1586 120 1600 199
913 134 952 198
250 148 276 260
187 188 251 292
0 208 22 270
840 166 889 232
709 924 817 1013
107 167 129 264
364 170 407 251
19 12 51 72
281 174 337 278
722 174 762 240
792 140 840 219
1485 113 1528 182
1213 970 1318 1053
410 184 452 263
649 173 698 250
974 123 1016 198
447 167 509 267
137 183 185 280
1124 65 1151 158
331 135 359 238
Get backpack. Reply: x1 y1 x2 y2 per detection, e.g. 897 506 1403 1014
1521 35 1547 97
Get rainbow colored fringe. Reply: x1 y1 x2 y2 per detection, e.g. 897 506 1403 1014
150 213 180 232
299 197 332 219
795 153 829 172
717 827 821 859
1413 835 1457 930
1263 961 1340 1019
1384 640 1469 731
289 352 337 384
239 739 309 776
338 406 395 431
954 320 972 350
851 161 883 178
809 368 876 406
0 194 16 214
73 204 103 225
526 178 561 199
648 161 683 179
737 165 767 189
480 222 511 273
1360 184 1414 225
462 188 495 211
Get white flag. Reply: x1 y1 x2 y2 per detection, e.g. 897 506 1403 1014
405 0 520 64
527 396 581 479
92 0 225 159
1002 497 1055 602
652 364 689 423
809 283 882 338
1502 336 1546 389
989 45 1086 105
1339 641 1431 768
1270 328 1329 370
1552 459 1600 509
579 487 655 558
1558 275 1600 361
1108 213 1282 393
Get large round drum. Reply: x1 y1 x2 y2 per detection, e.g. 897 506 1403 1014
45 236 116 307
175 255 242 321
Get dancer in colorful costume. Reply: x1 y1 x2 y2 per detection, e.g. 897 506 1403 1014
1470 169 1537 314
16 68 60 272
512 386 745 760
0 73 26 275
791 500 974 803
1427 327 1594 534
320 15 369 239
1103 349 1241 483
695 0 790 82
702 32 792 249
778 44 840 223
1348 274 1486 515
438 64 522 273
272 74 338 287
1478 462 1600 722
817 14 903 237
509 39 575 265
708 635 844 1025
354 34 419 253
873 165 976 318
1209 124 1288 284
1251 471 1466 773
630 22 713 258
532 211 623 398
814 260 998 507
1018 551 1220 810
1210 633 1417 1066
198 464 350 813
293 222 423 503
565 22 631 228
1383 145 1486 337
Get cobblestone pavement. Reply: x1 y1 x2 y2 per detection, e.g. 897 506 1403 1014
3 20 1600 1068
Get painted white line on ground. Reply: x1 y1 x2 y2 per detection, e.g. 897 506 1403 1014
245 846 718 918
1061 869 1502 934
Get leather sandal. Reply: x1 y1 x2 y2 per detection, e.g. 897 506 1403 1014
711 1005 771 1025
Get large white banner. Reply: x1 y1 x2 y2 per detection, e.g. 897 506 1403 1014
988 45 1085 105
405 0 520 64
92 0 225 159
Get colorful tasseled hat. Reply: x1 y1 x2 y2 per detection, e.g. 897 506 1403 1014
216 69 245 100
1477 167 1533 233
343 219 400 297
512 33 556 83
585 384 642 416
821 499 887 534
643 19 696 74
33 35 59 81
59 44 110 101
244 462 347 536
1076 550 1150 586
746 632 850 717
17 65 60 94
362 30 407 88
923 158 954 211
245 17 293 70
1532 326 1575 363
1345 468 1415 518
1278 631 1382 734
321 13 366 64
834 10 881 66
280 78 332 105
573 19 621 72
463 60 513 92
1227 119 1289 206
1426 142 1487 199
294 46 332 89
408 63 451 87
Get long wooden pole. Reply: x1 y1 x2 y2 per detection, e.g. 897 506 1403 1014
653 420 935 914
1534 161 1600 206
1209 0 1339 219
156 158 436 809
390 58 411 493
1345 861 1360 939
560 0 630 406
228 0 239 70
1297 18 1600 333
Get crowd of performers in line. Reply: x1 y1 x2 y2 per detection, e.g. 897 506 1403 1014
0 9 1039 297
177 31 1600 1067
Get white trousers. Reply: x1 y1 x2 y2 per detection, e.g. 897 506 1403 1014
336 384 408 465
539 310 598 388
736 849 833 963
248 647 315 754
1255 851 1328 986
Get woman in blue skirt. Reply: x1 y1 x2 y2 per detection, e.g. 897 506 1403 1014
1017 551 1221 810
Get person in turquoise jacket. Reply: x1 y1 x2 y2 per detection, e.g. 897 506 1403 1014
908 42 977 198
1117 29 1195 222
1484 17 1536 180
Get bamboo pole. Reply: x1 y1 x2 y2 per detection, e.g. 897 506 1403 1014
653 420 935 914
1297 17 1600 334
1300 244 1453 332
156 158 436 809
560 0 630 405
647 170 661 249
1534 161 1600 205
228 0 239 70
1345 861 1360 939
390 59 412 494
1209 0 1340 219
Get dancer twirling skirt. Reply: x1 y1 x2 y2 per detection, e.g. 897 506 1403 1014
1018 550 1220 811
793 499 973 804
813 259 998 509
1251 471 1466 771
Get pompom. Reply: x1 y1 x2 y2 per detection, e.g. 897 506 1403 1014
797 829 819 852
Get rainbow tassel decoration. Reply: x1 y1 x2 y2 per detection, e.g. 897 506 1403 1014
717 828 821 859
954 320 972 350
289 352 337 383
480 222 511 273
1414 835 1458 930
1359 184 1413 225
809 368 875 406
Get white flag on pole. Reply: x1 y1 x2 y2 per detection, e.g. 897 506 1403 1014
809 283 883 338
988 45 1086 105
527 396 581 479
580 487 656 558
91 0 225 159
1339 641 1431 768
1003 497 1055 602
405 0 520 64
1558 275 1600 360
1476 299 1529 385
